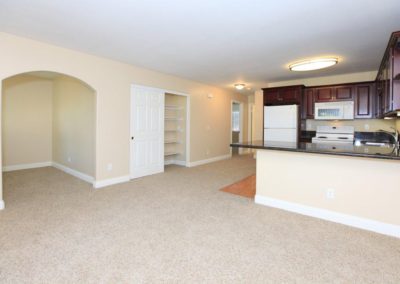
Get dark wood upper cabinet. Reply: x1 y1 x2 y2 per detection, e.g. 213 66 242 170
314 85 353 102
262 85 304 106
281 87 301 102
302 88 315 119
391 36 400 111
354 83 375 118
375 31 400 116
302 82 375 119
315 88 334 102
335 86 353 100
263 89 281 105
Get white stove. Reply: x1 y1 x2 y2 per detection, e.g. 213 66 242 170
312 126 354 144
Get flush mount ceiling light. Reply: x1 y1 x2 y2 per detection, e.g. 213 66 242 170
289 58 338 71
234 83 246 90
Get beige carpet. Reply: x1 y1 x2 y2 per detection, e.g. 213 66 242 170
0 154 399 283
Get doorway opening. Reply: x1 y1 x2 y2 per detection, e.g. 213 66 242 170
1 71 96 190
231 101 243 155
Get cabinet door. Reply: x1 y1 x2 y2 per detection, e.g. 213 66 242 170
303 88 315 119
315 88 334 102
392 45 400 110
375 73 383 117
280 87 301 103
264 90 281 105
264 87 302 105
335 86 353 100
355 83 374 118
383 54 392 113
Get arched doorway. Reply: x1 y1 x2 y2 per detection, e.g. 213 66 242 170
1 71 97 209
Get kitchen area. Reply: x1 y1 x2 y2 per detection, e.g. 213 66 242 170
231 31 400 238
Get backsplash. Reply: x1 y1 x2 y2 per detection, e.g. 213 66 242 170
303 119 397 132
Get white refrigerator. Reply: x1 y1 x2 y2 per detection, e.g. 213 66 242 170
264 105 298 142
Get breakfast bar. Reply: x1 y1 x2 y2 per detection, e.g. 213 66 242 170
231 141 400 238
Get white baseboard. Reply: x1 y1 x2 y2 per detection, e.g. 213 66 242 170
0 199 4 210
255 195 400 239
2 161 52 172
52 162 94 184
188 154 231 167
93 175 130 189
173 160 187 166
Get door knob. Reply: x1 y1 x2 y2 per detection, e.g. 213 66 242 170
131 137 134 140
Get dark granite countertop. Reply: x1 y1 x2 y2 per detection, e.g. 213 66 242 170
230 140 400 160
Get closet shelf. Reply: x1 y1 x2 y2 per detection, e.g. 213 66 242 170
164 139 181 144
164 151 180 156
165 117 183 121
165 129 183 132
165 105 183 110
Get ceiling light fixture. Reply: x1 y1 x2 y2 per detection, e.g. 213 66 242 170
235 83 246 90
289 58 338 71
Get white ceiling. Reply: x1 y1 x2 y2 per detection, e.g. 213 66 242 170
1 0 400 94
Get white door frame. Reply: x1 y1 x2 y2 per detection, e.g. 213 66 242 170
247 103 255 155
248 103 254 142
162 89 190 166
230 100 244 155
130 84 190 175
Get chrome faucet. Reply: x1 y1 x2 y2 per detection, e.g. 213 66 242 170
378 127 399 147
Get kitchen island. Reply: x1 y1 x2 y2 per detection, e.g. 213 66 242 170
231 141 400 238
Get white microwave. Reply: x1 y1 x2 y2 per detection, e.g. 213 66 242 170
314 101 354 120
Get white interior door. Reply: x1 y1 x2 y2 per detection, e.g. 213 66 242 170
130 85 164 179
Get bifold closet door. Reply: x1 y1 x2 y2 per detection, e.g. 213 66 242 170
130 85 164 179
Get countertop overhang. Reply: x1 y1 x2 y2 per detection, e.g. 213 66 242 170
231 140 400 160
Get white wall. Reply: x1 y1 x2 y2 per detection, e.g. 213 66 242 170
256 150 400 235
0 32 249 203
253 90 264 141
53 76 95 177
2 75 53 168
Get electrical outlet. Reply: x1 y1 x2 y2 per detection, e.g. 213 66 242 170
107 163 113 171
67 157 72 163
326 188 335 199
206 149 210 156
364 124 370 130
